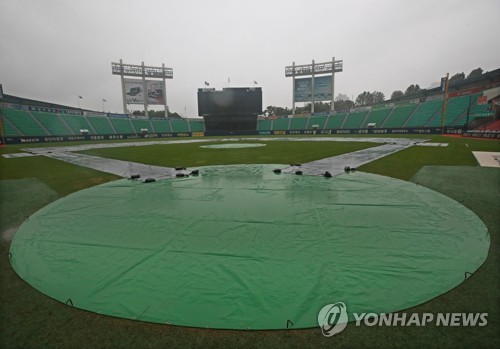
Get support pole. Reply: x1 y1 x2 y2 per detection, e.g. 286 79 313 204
292 62 296 116
331 57 335 113
163 63 168 118
142 62 148 117
441 73 449 134
120 59 127 115
311 60 315 114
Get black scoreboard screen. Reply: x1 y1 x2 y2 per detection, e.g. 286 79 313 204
198 87 262 117
197 87 262 131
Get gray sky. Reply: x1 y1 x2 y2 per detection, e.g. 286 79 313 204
1 0 499 117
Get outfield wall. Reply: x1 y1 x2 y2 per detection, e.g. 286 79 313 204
2 127 467 144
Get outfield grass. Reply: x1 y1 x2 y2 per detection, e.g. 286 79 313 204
0 135 499 349
77 140 378 167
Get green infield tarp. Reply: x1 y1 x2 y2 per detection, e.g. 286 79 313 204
10 164 489 329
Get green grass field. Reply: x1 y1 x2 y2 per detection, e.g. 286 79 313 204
1 135 499 349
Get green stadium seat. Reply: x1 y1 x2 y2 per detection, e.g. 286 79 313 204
87 116 115 134
110 118 135 134
1 109 49 136
308 115 328 129
60 114 95 134
361 108 391 128
289 117 308 130
131 119 152 133
272 118 290 130
1 112 21 136
325 113 347 129
170 119 190 132
383 104 417 128
151 118 172 132
189 119 204 132
427 94 479 127
342 111 368 129
405 99 443 128
32 111 72 135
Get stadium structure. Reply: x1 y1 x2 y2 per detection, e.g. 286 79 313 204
1 69 499 145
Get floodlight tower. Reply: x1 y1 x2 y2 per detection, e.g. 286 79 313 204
285 57 343 115
112 60 173 117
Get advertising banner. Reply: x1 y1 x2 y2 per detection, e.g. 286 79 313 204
124 79 164 105
294 76 332 102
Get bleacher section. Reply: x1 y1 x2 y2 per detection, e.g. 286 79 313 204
258 119 273 131
170 119 190 132
289 117 308 130
1 90 495 140
383 104 417 128
272 118 290 130
131 119 152 133
308 115 328 129
60 114 95 134
405 99 442 127
478 119 500 131
1 113 21 136
189 119 204 132
325 113 347 129
151 118 171 132
2 109 49 136
110 118 135 134
361 108 391 128
32 111 71 136
87 115 114 134
428 95 468 126
342 111 368 129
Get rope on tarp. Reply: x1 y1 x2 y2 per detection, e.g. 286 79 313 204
66 298 74 306
286 319 294 329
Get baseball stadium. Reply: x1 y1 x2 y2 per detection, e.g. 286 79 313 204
1 56 499 349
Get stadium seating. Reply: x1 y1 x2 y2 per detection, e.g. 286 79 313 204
325 113 347 129
289 117 309 130
1 113 21 136
170 119 190 132
405 99 443 127
272 118 290 130
383 104 417 128
150 118 172 132
87 116 115 134
342 111 368 129
189 119 204 132
258 119 273 131
2 89 495 139
1 109 49 136
32 111 72 136
361 108 391 128
426 94 479 127
131 119 151 133
308 115 328 129
478 119 500 131
110 117 135 134
60 114 95 134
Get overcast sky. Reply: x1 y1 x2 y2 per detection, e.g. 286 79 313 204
1 0 499 117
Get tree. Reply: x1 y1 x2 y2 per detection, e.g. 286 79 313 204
391 90 404 99
372 91 385 103
334 99 355 112
449 72 465 86
404 84 421 96
467 68 483 79
355 91 373 106
263 105 291 116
